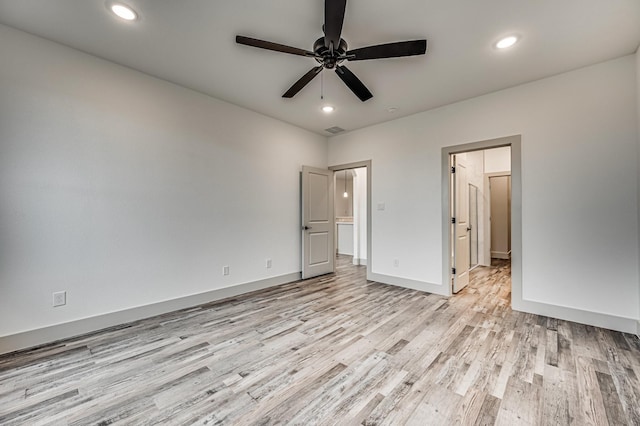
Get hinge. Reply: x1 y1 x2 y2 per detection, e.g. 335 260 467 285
451 166 455 173
452 267 456 275
451 217 456 224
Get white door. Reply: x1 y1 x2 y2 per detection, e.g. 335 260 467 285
452 155 470 293
301 166 335 279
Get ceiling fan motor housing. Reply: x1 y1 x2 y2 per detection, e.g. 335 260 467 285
313 37 348 69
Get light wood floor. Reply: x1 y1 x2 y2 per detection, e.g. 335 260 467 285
1 257 639 425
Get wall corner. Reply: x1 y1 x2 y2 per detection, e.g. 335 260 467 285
636 44 640 336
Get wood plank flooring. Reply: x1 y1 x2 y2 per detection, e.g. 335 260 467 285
1 257 639 425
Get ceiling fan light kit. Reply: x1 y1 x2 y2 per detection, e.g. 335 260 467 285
236 0 427 102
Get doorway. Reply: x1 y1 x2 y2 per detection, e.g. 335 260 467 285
441 136 521 306
300 161 372 280
450 148 512 293
334 169 356 258
329 161 372 280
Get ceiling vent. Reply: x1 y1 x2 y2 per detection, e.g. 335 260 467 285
325 126 345 134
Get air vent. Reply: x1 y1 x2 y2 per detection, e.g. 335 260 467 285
325 126 345 134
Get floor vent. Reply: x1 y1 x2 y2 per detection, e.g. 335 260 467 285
325 126 345 134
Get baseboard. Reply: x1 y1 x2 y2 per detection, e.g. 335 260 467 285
637 320 640 338
491 251 511 260
4 271 633 355
369 272 446 296
511 298 638 334
353 258 367 266
0 272 301 355
370 272 636 334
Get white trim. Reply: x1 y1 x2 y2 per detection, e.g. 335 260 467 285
637 320 640 338
353 258 367 266
0 272 300 355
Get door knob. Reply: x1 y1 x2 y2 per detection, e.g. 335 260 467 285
466 226 472 232
303 225 312 230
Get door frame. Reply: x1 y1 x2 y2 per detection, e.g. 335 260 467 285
441 135 521 306
329 160 372 281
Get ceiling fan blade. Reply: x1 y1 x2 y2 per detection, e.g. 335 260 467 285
335 65 372 102
283 66 324 98
324 0 347 50
236 35 314 57
347 40 427 61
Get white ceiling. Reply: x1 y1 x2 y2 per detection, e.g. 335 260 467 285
0 0 639 136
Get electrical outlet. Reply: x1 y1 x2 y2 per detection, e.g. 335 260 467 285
53 291 66 307
377 203 386 211
223 266 230 276
266 259 272 269
394 259 400 267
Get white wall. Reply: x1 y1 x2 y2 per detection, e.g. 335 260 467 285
484 147 511 173
0 24 327 341
328 55 640 327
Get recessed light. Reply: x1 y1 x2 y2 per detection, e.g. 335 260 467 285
322 105 334 113
110 3 138 21
387 107 398 113
496 36 518 49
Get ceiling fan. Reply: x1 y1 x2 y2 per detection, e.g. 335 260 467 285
236 0 427 102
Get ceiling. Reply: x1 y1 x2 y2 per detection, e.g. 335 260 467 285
0 1 639 136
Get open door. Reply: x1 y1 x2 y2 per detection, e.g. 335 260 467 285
301 166 335 279
452 155 470 293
